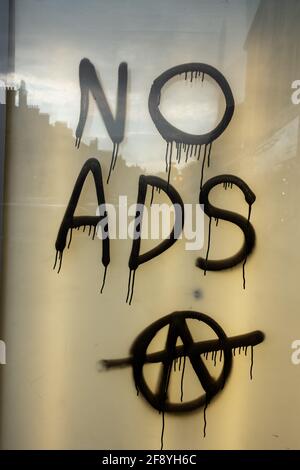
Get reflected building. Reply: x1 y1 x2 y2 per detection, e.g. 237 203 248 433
2 81 154 209
2 80 197 210
244 0 300 158
242 0 300 231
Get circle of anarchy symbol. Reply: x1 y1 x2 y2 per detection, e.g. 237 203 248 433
130 311 233 412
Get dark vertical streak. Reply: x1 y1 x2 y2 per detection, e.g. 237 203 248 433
107 143 116 184
53 251 58 270
185 145 190 163
160 361 172 451
197 145 202 161
100 265 107 294
167 141 172 186
128 269 136 305
200 145 207 189
67 228 73 249
203 399 208 437
112 143 119 170
250 346 254 380
204 217 212 276
57 251 63 274
160 411 165 451
180 356 186 402
207 142 212 168
189 144 194 159
242 204 252 289
126 270 132 304
150 186 155 206
165 142 169 173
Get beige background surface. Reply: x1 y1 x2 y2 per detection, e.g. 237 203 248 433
1 0 300 449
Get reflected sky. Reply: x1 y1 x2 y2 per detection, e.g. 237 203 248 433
12 0 259 169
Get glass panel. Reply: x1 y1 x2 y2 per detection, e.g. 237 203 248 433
0 0 299 450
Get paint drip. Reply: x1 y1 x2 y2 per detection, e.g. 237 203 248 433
53 250 63 274
242 204 252 289
250 346 254 380
203 398 208 438
200 144 207 189
204 216 212 275
180 356 186 402
163 136 213 188
150 186 155 205
126 269 136 305
160 362 172 450
107 143 120 183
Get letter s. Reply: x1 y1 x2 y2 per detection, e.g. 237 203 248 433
196 175 256 272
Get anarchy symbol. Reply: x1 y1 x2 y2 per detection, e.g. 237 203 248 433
101 311 264 413
130 311 232 412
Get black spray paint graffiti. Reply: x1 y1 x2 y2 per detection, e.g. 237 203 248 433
75 59 128 183
127 175 256 303
56 63 257 298
54 158 110 293
197 175 256 288
54 166 184 301
148 63 235 185
101 311 265 450
54 171 256 299
127 175 184 305
52 60 263 449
